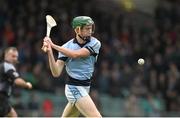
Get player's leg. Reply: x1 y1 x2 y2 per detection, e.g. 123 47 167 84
63 85 81 117
61 102 80 117
0 93 17 117
75 95 101 117
6 107 17 117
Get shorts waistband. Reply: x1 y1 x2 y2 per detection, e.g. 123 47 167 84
66 76 91 86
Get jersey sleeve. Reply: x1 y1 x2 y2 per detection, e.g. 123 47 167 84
85 40 101 56
58 43 68 62
4 63 20 81
6 69 20 81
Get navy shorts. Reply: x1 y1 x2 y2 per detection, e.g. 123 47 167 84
0 93 11 116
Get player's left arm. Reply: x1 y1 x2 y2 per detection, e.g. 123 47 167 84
52 40 101 58
6 69 32 89
44 37 101 58
52 44 90 58
44 37 90 58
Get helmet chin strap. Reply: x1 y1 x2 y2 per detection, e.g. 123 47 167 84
78 34 91 41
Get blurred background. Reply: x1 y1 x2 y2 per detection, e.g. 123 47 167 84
0 0 180 116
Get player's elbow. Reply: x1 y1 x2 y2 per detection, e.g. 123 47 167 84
51 71 61 78
52 73 60 78
53 75 59 78
50 65 64 78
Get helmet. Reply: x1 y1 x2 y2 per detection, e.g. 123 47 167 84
72 16 94 29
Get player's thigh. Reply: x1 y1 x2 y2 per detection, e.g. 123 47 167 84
75 95 101 117
62 102 80 117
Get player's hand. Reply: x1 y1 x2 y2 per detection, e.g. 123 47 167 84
41 41 47 52
26 82 32 89
41 37 52 53
44 37 54 46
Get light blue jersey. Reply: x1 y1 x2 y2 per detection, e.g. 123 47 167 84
58 37 101 84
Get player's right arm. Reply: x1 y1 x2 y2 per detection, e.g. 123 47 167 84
5 68 32 89
43 41 65 77
14 78 32 89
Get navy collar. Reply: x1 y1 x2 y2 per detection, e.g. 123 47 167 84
73 38 90 47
